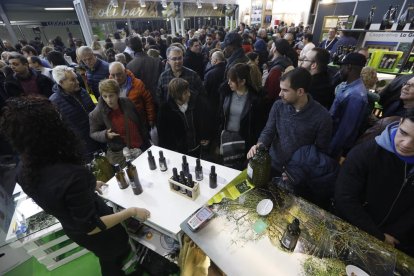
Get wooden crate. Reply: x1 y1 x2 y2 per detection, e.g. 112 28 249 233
168 177 200 200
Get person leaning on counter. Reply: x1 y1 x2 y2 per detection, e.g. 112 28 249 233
335 109 414 257
0 96 151 276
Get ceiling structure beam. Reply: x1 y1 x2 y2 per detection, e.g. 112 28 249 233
0 3 18 44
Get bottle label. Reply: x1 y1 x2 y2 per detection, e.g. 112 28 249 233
247 164 253 179
160 163 167 171
281 236 291 248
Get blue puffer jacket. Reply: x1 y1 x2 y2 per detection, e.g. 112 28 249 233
86 59 109 98
49 84 103 161
284 144 339 207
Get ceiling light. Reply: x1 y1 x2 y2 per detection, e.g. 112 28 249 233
161 0 168 8
139 0 146 7
111 0 119 7
212 3 217 10
44 7 74 11
197 0 202 9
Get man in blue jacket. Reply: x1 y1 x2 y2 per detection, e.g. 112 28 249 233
329 53 368 158
50 65 103 162
77 46 109 98
335 110 414 257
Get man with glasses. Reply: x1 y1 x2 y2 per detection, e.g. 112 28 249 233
77 46 109 98
184 38 205 80
300 47 335 109
318 28 338 54
381 76 414 117
329 52 368 158
156 46 205 105
109 62 155 128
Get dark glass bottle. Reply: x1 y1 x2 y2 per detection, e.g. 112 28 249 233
186 174 194 197
280 218 301 251
195 158 203 181
390 5 399 26
179 171 187 194
172 167 180 191
247 144 271 188
397 4 413 30
209 165 217 189
364 5 376 30
159 150 168 171
182 155 189 176
380 5 393 30
126 160 143 195
90 152 114 182
114 164 129 189
147 150 157 170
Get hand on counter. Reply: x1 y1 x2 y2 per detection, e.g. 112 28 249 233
130 207 151 221
384 233 400 247
95 181 108 195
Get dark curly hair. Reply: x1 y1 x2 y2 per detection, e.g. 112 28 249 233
0 96 83 190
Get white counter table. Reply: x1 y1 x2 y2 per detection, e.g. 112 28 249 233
101 145 240 242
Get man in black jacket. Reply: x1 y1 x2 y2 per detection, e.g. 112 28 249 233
183 38 205 80
204 51 226 115
335 110 414 257
300 47 335 110
4 53 54 99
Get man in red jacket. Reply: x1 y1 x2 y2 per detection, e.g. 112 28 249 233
109 62 156 128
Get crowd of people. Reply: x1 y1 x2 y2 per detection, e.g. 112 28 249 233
1 21 414 274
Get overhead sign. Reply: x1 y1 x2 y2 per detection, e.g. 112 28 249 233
85 0 160 19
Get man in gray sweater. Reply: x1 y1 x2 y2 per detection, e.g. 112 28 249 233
247 67 332 175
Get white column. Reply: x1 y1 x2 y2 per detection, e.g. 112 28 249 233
180 2 185 36
73 0 94 46
0 3 18 44
170 18 176 35
225 16 228 29
230 16 233 31
175 17 180 36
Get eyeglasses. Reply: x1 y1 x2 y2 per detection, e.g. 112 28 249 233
168 56 183 61
403 82 414 89
298 58 314 63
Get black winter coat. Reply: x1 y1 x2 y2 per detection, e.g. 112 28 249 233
157 94 213 155
308 72 335 110
183 49 205 80
219 83 266 153
4 70 54 99
204 62 226 115
335 140 414 256
49 85 103 160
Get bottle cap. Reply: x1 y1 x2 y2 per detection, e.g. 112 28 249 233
148 150 153 157
126 160 132 166
173 167 178 175
188 174 193 182
291 218 300 230
114 164 121 171
256 199 273 216
182 155 187 163
196 158 201 167
159 150 164 158
211 165 215 174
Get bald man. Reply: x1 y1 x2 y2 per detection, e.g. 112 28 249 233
109 62 156 127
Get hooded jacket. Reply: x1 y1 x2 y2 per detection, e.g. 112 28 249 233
335 122 414 256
